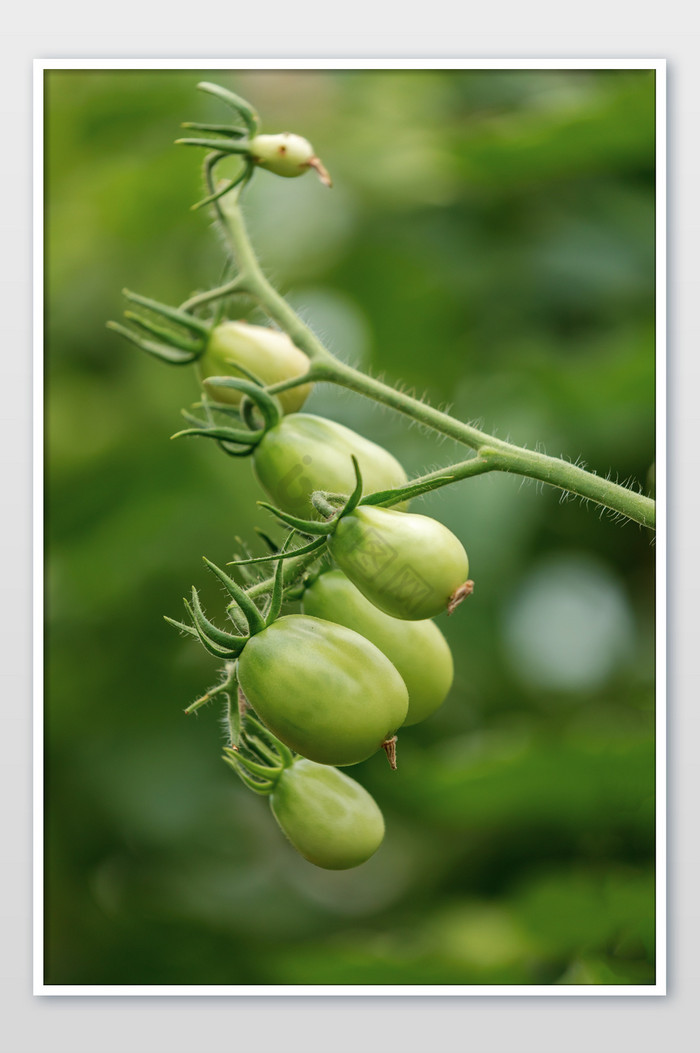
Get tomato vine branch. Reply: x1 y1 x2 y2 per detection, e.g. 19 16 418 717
205 167 656 531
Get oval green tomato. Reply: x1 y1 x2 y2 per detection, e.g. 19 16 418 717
249 133 316 177
329 506 469 620
199 320 312 413
252 413 409 518
302 570 454 726
237 614 408 766
269 758 385 870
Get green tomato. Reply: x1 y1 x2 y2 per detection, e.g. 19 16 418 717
247 134 332 186
269 758 385 870
252 413 408 518
237 614 408 766
302 570 454 726
249 133 317 177
199 320 312 413
329 506 469 620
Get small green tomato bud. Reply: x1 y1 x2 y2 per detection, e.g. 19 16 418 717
248 133 332 186
200 321 313 414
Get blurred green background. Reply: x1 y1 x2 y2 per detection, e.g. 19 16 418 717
45 68 656 986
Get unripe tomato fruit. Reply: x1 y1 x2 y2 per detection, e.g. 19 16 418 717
329 506 469 620
237 614 408 766
253 413 408 518
302 570 454 726
269 758 385 869
249 133 316 178
199 321 312 413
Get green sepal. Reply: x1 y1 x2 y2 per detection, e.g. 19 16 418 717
310 491 339 518
181 121 248 137
121 289 210 336
360 474 456 508
228 533 327 567
341 455 364 516
175 136 252 155
207 362 271 434
179 408 214 429
196 81 260 134
191 161 255 211
231 538 262 584
212 295 228 327
241 398 259 433
163 614 199 639
276 456 363 527
217 440 257 458
106 321 201 365
190 400 250 420
254 528 280 554
265 562 285 626
184 598 243 660
203 376 281 431
282 583 305 600
221 751 274 795
216 359 265 388
202 557 267 637
244 714 295 769
244 732 283 768
257 501 336 536
223 746 283 782
170 423 263 447
264 533 297 626
190 587 248 654
227 603 252 635
175 409 261 457
238 710 295 769
189 622 238 660
123 311 204 354
222 744 281 793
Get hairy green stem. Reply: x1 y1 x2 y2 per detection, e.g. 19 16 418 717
212 190 655 531
210 183 332 366
245 545 327 602
363 456 493 507
185 662 237 715
316 359 655 529
179 275 249 313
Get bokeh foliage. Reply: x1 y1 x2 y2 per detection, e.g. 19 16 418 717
44 68 656 986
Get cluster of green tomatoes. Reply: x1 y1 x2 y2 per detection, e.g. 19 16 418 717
109 85 472 870
114 309 473 870
153 320 471 870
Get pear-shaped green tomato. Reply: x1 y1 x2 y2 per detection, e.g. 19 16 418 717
199 320 312 413
269 758 385 870
249 133 316 177
248 133 332 186
302 570 453 726
329 506 469 620
237 615 408 766
252 413 409 518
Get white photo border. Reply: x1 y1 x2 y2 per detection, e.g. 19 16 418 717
34 56 666 998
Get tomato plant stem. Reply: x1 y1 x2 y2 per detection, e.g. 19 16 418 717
212 189 655 531
246 545 327 602
185 662 238 715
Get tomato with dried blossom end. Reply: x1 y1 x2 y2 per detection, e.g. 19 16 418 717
248 133 331 185
237 614 408 766
329 506 470 620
